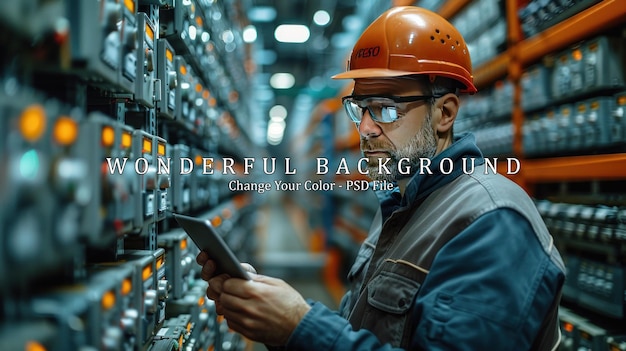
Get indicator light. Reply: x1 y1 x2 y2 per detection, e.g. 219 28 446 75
101 290 116 310
157 142 165 156
121 132 132 148
25 341 47 351
53 116 78 145
122 278 132 296
102 126 115 147
142 264 153 281
124 0 135 13
211 216 222 227
20 105 46 142
145 23 154 41
157 255 164 270
142 137 152 153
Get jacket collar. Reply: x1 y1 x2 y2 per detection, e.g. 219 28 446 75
375 132 484 220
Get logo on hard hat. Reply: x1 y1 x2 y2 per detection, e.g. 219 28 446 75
355 46 380 59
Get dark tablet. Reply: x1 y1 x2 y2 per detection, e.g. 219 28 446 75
173 213 251 280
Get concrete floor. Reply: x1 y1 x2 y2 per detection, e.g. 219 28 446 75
248 194 339 351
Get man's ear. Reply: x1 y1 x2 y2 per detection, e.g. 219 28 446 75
435 93 460 134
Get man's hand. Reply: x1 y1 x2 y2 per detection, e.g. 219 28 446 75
218 274 311 346
196 251 311 346
196 251 256 315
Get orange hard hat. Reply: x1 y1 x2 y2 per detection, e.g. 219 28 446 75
332 6 477 94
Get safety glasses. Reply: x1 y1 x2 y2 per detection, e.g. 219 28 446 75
341 94 439 124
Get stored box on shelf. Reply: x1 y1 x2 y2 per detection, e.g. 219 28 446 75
78 113 138 246
491 79 514 119
572 258 624 319
170 144 193 213
611 90 626 145
156 39 177 119
582 35 625 94
115 249 168 348
562 255 581 303
552 44 585 100
577 318 612 351
607 335 626 350
552 36 625 101
190 148 212 211
521 64 552 112
135 12 158 108
558 307 587 351
175 57 198 128
63 0 136 93
0 321 57 351
131 130 169 228
519 0 600 39
157 230 199 300
554 104 574 153
522 112 543 157
118 0 138 94
159 0 200 56
474 123 513 157
27 270 131 351
0 91 89 290
575 97 613 150
541 108 559 155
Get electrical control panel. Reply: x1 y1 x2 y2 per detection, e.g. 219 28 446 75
0 1 259 350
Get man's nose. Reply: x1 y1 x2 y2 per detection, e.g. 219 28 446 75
358 109 381 138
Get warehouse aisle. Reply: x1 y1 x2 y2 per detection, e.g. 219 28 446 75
249 192 339 351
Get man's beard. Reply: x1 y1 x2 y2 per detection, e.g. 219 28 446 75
361 112 437 182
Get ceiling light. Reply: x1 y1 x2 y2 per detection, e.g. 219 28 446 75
242 25 257 43
269 105 287 120
267 119 286 145
313 10 331 26
188 25 197 40
248 6 276 22
274 24 310 43
221 30 234 43
270 73 295 89
342 15 363 31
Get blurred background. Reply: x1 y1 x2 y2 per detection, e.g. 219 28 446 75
0 0 625 350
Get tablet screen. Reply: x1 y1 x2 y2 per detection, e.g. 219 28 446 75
173 213 250 280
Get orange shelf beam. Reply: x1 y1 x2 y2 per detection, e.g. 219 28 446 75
438 0 472 19
518 0 626 65
473 53 510 89
522 153 626 182
392 0 416 6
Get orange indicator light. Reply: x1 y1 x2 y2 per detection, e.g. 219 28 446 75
101 291 116 310
102 126 115 147
121 131 132 149
20 105 46 142
122 278 132 296
53 116 78 145
142 264 152 281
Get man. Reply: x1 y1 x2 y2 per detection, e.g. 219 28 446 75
196 6 565 350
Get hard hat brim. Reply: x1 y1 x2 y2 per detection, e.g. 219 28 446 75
331 68 417 80
331 68 478 94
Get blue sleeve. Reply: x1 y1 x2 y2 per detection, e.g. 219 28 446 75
286 301 405 351
411 208 563 350
285 209 563 351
